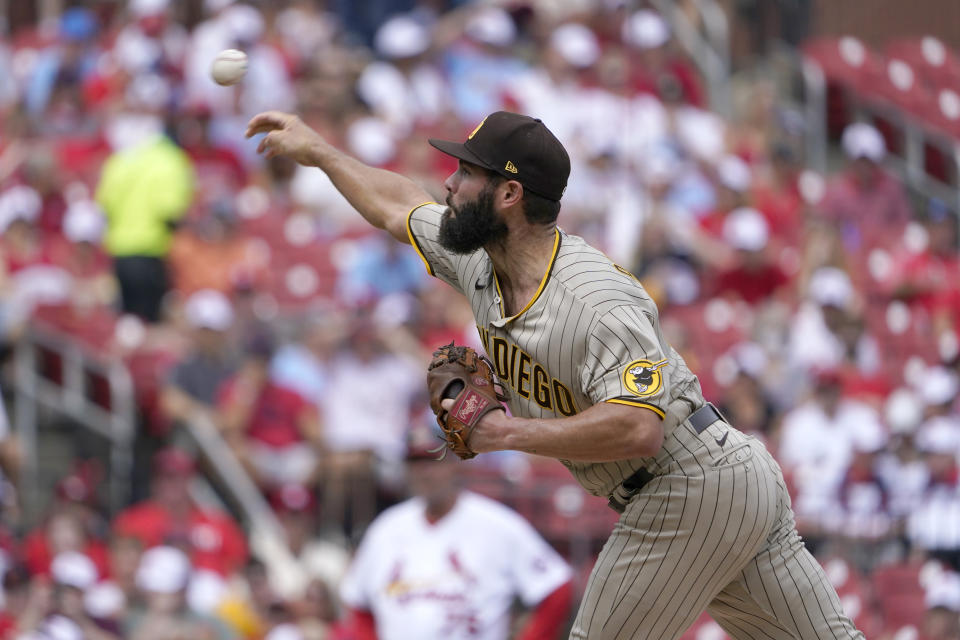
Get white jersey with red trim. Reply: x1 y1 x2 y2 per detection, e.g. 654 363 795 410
406 202 707 497
339 490 571 640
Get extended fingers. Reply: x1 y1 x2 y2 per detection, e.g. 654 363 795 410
256 131 282 157
245 111 292 138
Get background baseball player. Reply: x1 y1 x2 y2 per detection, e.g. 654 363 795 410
339 431 573 640
246 109 864 639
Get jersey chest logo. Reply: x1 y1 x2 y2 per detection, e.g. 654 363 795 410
623 358 668 397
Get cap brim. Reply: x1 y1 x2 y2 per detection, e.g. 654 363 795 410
428 139 492 170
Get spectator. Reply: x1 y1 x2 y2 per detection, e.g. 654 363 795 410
787 266 880 376
112 448 248 578
0 186 75 332
270 311 345 412
819 122 913 251
0 185 51 275
168 200 264 296
21 508 110 581
175 102 248 198
160 289 238 427
917 366 960 425
339 432 573 640
112 0 188 80
835 433 893 543
503 21 602 154
24 8 101 121
444 7 528 122
293 578 340 640
185 0 243 115
777 368 886 537
877 388 930 524
16 551 120 640
356 14 450 136
0 564 31 637
621 10 704 107
266 484 349 601
231 5 296 118
714 343 777 438
909 418 960 572
886 200 960 322
95 75 195 322
124 546 236 640
697 155 753 240
52 552 121 639
752 142 805 247
216 334 323 488
107 533 145 606
708 207 791 303
321 316 421 535
922 571 960 640
337 235 428 303
19 149 68 236
54 199 116 309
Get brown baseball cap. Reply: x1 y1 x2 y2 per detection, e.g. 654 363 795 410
429 111 570 201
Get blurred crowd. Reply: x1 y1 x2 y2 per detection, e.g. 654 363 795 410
0 0 959 638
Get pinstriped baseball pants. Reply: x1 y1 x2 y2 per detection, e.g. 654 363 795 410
570 421 864 640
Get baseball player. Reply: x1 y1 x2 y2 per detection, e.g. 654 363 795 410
246 110 864 639
339 437 573 640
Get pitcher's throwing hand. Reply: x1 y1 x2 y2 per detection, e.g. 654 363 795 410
245 111 325 164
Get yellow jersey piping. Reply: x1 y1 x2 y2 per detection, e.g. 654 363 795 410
405 202 439 277
605 398 666 419
493 227 561 323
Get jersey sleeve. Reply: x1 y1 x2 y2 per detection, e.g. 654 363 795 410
503 510 572 606
405 202 467 294
581 306 673 418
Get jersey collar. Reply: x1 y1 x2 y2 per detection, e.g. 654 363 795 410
491 227 561 327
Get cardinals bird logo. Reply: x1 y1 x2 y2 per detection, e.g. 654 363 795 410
623 359 669 397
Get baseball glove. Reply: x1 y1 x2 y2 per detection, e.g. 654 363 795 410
427 342 509 459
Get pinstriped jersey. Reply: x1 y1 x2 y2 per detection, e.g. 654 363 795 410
407 203 707 497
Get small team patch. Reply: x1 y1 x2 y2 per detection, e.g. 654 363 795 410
623 358 668 397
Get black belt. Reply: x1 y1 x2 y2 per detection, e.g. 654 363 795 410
607 403 725 513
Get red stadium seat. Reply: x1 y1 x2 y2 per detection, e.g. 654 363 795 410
886 37 960 92
867 59 934 117
803 37 885 93
872 561 926 630
923 88 960 140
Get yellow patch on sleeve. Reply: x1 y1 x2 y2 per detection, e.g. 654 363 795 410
622 358 668 397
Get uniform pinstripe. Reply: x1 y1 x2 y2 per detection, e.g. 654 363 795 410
408 203 863 640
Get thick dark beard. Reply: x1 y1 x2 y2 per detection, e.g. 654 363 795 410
438 184 508 254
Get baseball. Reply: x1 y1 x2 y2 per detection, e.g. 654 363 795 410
210 49 247 86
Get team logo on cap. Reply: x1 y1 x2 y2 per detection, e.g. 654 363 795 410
623 358 668 397
504 161 518 173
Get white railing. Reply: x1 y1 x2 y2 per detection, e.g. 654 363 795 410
13 326 135 515
12 322 307 595
799 50 960 217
